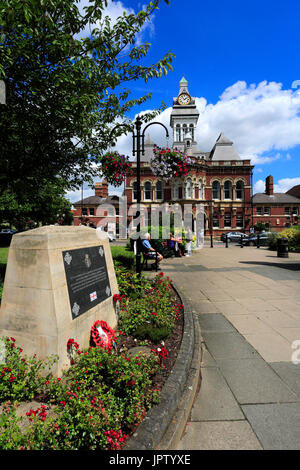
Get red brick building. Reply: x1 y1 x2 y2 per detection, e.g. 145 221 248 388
125 77 254 237
252 176 300 231
72 180 120 236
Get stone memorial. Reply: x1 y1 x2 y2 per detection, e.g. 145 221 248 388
0 226 118 376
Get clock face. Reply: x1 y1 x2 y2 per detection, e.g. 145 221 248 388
178 93 191 105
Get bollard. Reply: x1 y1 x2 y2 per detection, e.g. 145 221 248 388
257 233 260 248
240 234 244 248
225 233 228 248
210 234 213 248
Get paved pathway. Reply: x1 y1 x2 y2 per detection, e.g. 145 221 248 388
161 244 300 450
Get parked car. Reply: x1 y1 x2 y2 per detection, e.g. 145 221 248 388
107 233 116 242
242 231 272 246
0 229 17 247
221 232 248 243
0 228 17 234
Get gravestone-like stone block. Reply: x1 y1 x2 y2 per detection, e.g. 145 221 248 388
0 226 118 376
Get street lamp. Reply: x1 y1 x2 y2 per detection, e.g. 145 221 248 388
109 116 169 275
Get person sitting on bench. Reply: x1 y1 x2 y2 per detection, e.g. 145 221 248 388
167 232 184 257
142 233 163 265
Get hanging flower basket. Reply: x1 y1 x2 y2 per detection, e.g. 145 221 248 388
91 320 116 352
101 151 132 187
150 147 191 182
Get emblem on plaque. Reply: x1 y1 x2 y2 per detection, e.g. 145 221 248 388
105 285 111 297
99 246 104 257
72 302 80 317
84 253 92 268
64 252 72 265
90 291 97 302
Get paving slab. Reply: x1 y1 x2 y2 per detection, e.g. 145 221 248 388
179 421 263 450
203 332 259 360
218 358 298 404
242 403 300 450
191 367 244 421
244 332 293 363
225 314 275 334
270 362 300 398
200 345 217 368
198 313 237 333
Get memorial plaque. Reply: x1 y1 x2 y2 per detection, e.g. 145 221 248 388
62 245 111 319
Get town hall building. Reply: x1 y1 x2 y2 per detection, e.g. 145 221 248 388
125 76 254 236
73 77 300 237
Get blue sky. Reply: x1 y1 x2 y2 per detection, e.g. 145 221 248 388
68 0 300 202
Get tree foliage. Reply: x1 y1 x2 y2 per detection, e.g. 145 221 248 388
0 0 174 209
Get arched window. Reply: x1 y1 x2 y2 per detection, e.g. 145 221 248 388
132 181 137 200
172 181 179 199
176 124 181 142
144 181 152 200
224 181 232 199
199 180 203 199
182 124 187 138
212 181 220 200
185 178 193 199
236 180 244 200
156 181 164 200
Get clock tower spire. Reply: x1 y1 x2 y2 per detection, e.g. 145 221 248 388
170 76 200 154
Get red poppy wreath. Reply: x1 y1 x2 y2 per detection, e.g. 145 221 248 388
91 320 116 352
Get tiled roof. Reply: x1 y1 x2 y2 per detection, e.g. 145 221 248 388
252 193 300 203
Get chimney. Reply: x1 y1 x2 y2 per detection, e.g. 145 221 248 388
265 175 273 195
94 180 109 198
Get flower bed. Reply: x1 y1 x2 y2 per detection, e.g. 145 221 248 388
0 269 183 450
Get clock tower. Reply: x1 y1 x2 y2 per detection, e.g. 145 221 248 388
170 76 200 154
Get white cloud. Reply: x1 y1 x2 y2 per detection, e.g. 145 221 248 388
75 0 154 44
274 178 300 193
253 180 266 194
113 80 300 162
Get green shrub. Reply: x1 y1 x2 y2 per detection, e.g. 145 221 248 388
0 343 161 450
268 227 300 251
118 273 180 336
133 324 172 342
0 337 57 403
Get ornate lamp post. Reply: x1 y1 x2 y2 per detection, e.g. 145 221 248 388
109 116 169 275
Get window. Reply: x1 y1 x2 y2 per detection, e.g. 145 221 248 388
198 180 203 199
185 178 193 199
144 182 152 200
132 182 138 200
285 207 290 215
172 181 179 199
256 207 262 215
156 181 163 200
89 208 95 216
224 181 232 199
224 213 231 227
264 207 270 216
182 124 187 138
212 181 220 200
82 208 88 216
236 181 244 200
213 213 220 227
189 124 194 140
176 124 181 142
236 214 244 227
293 207 298 216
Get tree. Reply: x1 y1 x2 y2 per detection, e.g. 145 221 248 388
0 177 73 229
0 0 174 204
